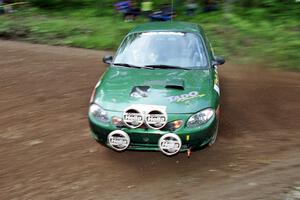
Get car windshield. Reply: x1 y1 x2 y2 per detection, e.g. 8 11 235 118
113 32 208 69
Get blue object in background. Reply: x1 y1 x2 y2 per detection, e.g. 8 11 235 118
149 5 175 21
114 1 131 13
149 12 173 21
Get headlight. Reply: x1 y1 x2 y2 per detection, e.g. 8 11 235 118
89 103 109 123
187 108 214 128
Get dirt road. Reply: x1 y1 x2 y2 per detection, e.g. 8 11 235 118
0 40 299 200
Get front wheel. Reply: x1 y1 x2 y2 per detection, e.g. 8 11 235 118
208 120 219 146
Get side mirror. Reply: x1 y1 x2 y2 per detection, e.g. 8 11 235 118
213 56 225 66
103 55 113 64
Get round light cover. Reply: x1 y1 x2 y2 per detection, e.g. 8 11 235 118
145 110 167 130
158 133 182 156
123 108 144 128
107 130 130 151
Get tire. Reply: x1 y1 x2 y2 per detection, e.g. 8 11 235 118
208 120 219 146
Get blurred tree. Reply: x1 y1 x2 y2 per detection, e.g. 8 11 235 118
26 0 300 17
28 0 94 8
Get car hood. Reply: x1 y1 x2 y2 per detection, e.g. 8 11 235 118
94 66 214 114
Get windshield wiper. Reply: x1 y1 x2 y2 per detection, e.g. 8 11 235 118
113 63 153 69
144 64 190 70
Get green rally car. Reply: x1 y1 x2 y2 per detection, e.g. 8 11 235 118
88 22 225 156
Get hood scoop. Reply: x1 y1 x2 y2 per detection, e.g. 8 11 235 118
130 86 150 98
165 79 185 90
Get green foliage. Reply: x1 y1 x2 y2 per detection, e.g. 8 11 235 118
0 1 299 70
27 0 108 9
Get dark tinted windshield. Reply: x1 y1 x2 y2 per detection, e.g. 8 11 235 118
114 32 208 69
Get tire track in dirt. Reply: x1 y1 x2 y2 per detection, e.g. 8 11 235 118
0 40 299 200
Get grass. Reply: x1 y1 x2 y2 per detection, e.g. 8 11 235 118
0 7 140 49
0 6 299 70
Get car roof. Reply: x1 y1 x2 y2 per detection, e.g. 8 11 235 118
129 21 205 35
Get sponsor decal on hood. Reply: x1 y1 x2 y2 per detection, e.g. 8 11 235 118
168 91 206 103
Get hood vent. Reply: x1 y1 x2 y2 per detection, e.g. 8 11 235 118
130 86 150 98
165 79 185 90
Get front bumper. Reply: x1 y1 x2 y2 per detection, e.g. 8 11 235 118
89 112 218 152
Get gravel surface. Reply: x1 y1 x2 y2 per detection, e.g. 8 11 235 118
0 40 300 200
